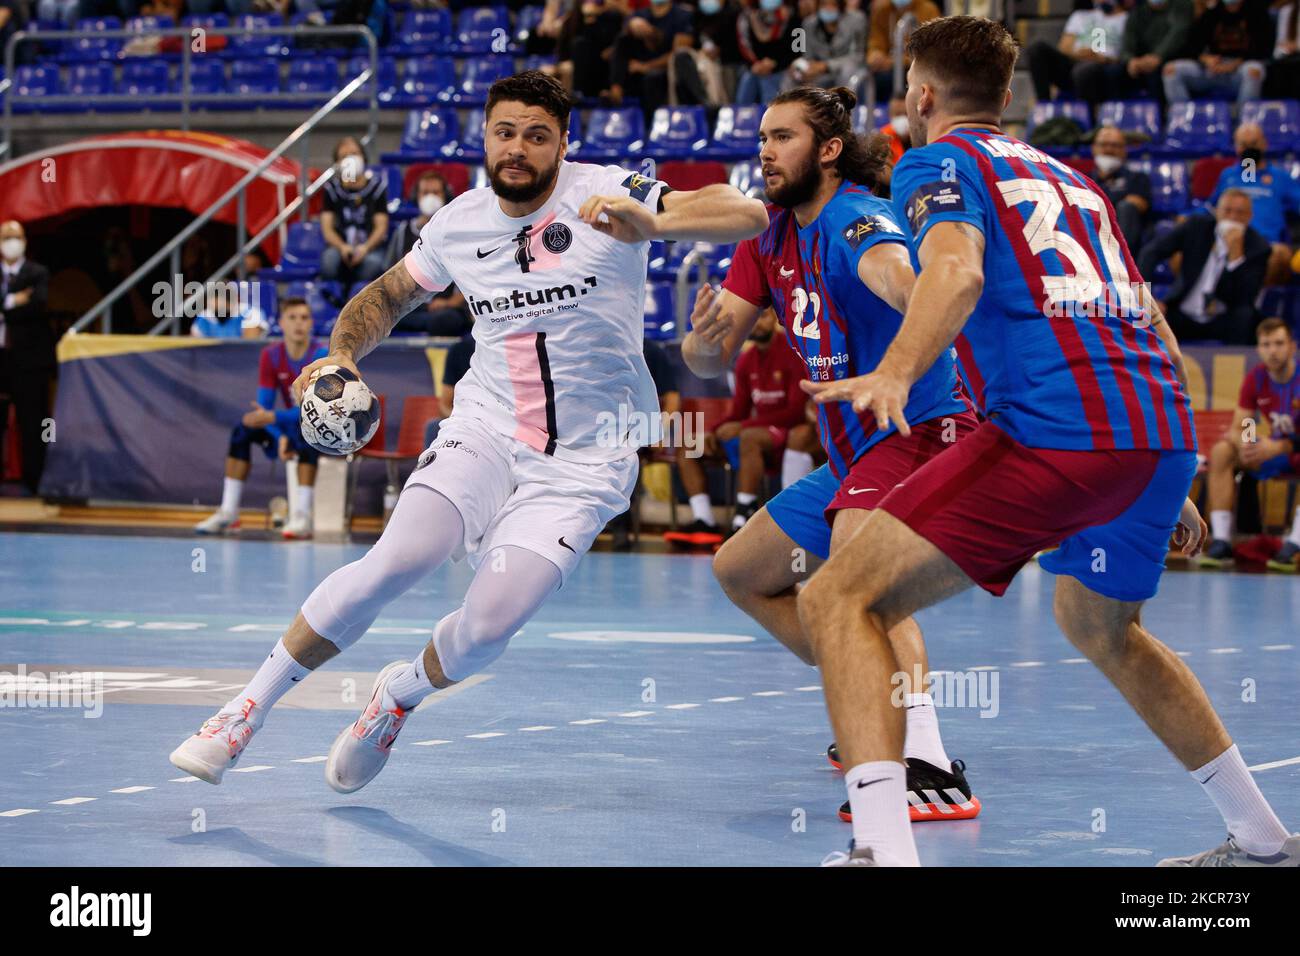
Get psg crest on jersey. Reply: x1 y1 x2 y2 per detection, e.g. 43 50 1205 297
542 222 572 254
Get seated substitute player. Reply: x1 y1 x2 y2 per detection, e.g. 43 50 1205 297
1201 316 1300 572
194 297 328 539
798 16 1297 867
169 70 770 791
683 85 981 824
667 306 809 545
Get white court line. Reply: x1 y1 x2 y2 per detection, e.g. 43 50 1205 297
709 696 743 703
1011 661 1045 668
665 703 699 710
969 666 998 672
570 718 605 725
1208 647 1241 655
0 809 38 817
50 797 96 806
618 711 654 718
291 756 328 763
1248 755 1300 772
1059 658 1089 665
1262 644 1294 651
752 691 786 697
795 685 822 692
109 786 154 794
518 725 555 732
1176 651 1192 657
411 739 452 747
169 776 201 783
466 732 506 739
229 765 274 773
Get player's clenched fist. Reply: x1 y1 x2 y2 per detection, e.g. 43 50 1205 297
578 194 659 243
293 352 360 403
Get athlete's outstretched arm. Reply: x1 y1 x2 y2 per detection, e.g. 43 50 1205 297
855 241 917 316
801 222 985 435
578 184 768 244
682 285 762 379
292 261 433 399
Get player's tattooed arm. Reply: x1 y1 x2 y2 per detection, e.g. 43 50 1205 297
331 261 433 362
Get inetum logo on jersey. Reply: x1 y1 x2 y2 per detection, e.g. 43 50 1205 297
468 276 599 318
50 886 151 936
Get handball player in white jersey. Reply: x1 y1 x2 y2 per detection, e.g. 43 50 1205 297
169 71 768 792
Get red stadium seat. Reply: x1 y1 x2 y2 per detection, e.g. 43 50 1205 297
348 395 442 530
657 161 729 192
1191 156 1236 202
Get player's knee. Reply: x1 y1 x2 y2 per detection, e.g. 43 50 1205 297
1053 587 1128 659
1209 438 1237 468
435 611 513 680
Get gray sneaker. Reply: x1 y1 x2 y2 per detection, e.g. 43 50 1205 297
820 841 880 867
1157 833 1300 867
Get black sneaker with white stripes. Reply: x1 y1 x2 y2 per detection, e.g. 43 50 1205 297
836 757 982 823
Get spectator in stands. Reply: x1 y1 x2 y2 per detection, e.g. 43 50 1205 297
605 0 695 118
668 307 808 544
1209 123 1300 287
1117 0 1193 105
1137 188 1270 344
552 1 626 99
194 296 327 539
0 220 51 496
789 0 868 92
0 1 30 64
1091 124 1151 252
35 0 80 26
1200 316 1300 571
1026 0 1128 111
735 0 799 106
243 248 267 278
528 0 576 56
865 0 940 102
320 136 389 287
779 398 826 490
1162 0 1271 108
190 282 269 339
878 95 910 166
1266 0 1299 97
389 171 472 336
678 0 742 104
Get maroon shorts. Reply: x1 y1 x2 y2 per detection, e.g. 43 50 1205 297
826 411 981 518
877 419 1175 597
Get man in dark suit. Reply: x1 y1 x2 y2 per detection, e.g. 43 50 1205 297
0 220 53 494
1137 189 1271 345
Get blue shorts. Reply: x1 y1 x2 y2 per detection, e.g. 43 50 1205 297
765 463 839 560
1251 451 1295 481
1038 450 1198 602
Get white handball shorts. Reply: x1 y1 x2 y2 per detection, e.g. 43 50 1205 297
403 412 639 583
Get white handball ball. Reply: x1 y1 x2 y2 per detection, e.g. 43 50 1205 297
299 365 381 456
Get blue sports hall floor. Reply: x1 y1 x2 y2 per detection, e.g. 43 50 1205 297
1 530 1297 866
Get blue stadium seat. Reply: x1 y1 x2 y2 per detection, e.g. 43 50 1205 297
67 62 114 111
115 59 172 112
565 110 583 155
226 14 286 59
702 105 762 160
1239 100 1300 155
183 58 227 109
372 165 405 216
393 8 453 55
379 107 460 162
450 108 487 160
284 280 343 335
1132 159 1191 216
580 108 646 160
728 159 764 197
1096 100 1161 144
523 54 557 71
64 17 122 62
269 222 325 281
228 58 280 108
125 14 174 35
1026 100 1090 153
1161 101 1233 157
454 6 511 54
12 65 71 114
643 281 677 341
647 106 710 159
284 59 338 101
850 104 889 135
343 55 398 108
515 5 544 43
449 56 512 105
392 55 457 107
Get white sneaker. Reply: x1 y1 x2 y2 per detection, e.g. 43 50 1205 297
282 511 313 540
325 661 412 794
195 510 241 535
169 698 263 785
1157 833 1300 867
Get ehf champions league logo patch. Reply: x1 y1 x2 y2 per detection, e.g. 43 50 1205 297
542 222 573 254
620 173 657 203
842 215 903 250
905 181 967 233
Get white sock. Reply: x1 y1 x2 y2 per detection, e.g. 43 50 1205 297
902 693 951 769
220 476 244 516
223 637 311 716
295 484 314 517
689 493 715 526
1193 744 1290 855
736 492 757 506
385 650 436 710
1288 507 1300 547
844 760 919 866
1209 509 1232 543
781 449 814 488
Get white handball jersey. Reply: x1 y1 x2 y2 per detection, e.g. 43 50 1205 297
403 160 669 464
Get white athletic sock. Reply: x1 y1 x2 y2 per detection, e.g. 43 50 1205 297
902 693 951 770
223 637 311 716
1209 509 1232 544
845 760 919 866
385 651 436 710
689 493 715 526
1193 744 1290 855
781 449 814 488
1287 506 1300 547
221 476 244 516
736 492 757 506
295 484 314 518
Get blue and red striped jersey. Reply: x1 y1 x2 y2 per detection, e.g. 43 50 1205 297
1239 363 1300 440
891 127 1196 453
723 180 969 479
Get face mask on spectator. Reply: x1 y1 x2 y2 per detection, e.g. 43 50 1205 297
337 154 364 183
819 8 839 22
760 0 783 11
1240 146 1264 165
419 194 444 217
0 238 24 261
890 114 908 136
1098 0 1116 12
699 0 721 12
1093 154 1122 176
1215 219 1245 239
